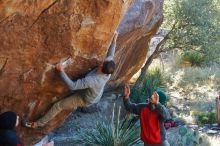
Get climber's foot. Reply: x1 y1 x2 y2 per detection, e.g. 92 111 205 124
21 119 38 129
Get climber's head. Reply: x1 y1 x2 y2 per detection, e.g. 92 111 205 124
0 111 19 130
98 60 116 75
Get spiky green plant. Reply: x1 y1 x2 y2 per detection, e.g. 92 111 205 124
76 104 142 146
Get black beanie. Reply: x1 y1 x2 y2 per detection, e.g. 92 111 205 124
0 111 17 130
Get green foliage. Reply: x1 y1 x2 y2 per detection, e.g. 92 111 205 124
178 127 188 137
192 111 216 125
76 106 142 146
162 0 220 66
168 126 211 146
181 51 205 66
131 67 166 103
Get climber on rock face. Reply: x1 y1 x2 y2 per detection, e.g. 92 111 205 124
22 32 118 129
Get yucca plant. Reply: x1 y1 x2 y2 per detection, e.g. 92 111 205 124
76 104 142 146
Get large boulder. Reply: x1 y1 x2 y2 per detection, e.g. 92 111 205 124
0 0 164 145
0 0 133 144
111 0 164 85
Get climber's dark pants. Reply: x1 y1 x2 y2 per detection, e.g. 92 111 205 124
144 140 170 146
36 93 88 127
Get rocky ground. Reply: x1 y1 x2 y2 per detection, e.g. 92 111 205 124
44 88 220 146
51 89 126 146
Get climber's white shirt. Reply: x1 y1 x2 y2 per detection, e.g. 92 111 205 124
60 69 110 104
60 40 116 104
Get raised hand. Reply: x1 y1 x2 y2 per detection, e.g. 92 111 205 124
150 92 159 105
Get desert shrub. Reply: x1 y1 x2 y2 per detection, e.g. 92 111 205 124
131 67 166 103
76 105 142 146
168 126 211 146
181 51 205 67
177 67 217 87
192 111 216 125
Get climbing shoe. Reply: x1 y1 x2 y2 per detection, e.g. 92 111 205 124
21 119 38 129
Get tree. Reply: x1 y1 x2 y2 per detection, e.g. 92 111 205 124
163 0 220 65
132 0 220 101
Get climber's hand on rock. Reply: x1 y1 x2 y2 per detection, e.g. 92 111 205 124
113 31 119 42
123 84 130 100
56 63 65 72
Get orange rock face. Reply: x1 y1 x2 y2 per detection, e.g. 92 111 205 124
0 0 163 145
